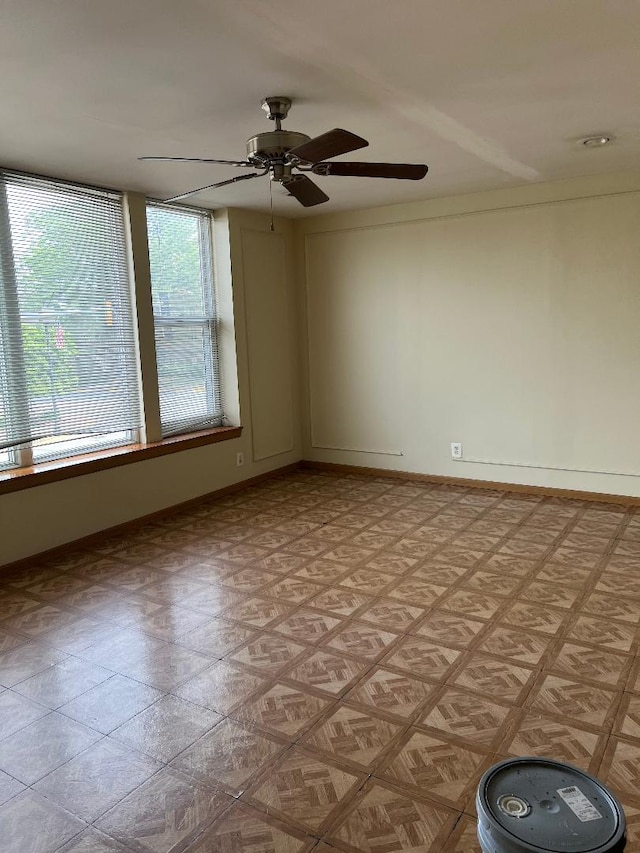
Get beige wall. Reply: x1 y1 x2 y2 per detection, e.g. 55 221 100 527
1 208 302 565
5 171 640 565
296 172 640 497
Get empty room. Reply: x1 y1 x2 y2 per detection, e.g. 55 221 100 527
0 1 639 851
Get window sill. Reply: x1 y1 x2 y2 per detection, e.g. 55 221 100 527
0 426 243 495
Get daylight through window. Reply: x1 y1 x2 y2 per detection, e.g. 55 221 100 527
146 203 223 438
0 171 225 472
0 171 142 467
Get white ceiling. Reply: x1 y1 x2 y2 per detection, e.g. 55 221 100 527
1 0 639 216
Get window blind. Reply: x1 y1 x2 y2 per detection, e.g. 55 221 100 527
146 203 223 437
0 171 142 458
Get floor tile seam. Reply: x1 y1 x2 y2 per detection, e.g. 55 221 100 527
544 630 638 666
413 495 552 600
573 594 640 626
167 722 297 799
297 709 413 777
239 752 370 840
86 763 235 842
50 666 175 728
0 630 39 662
187 801 317 853
442 649 540 695
300 594 414 625
419 676 518 711
435 594 514 626
281 636 442 690
0 592 121 638
258 582 328 606
356 658 444 705
378 640 466 681
510 698 621 739
107 618 227 647
367 747 503 814
405 611 491 648
106 694 227 751
172 674 272 720
235 693 343 745
540 664 633 696
493 599 574 631
7 795 91 852
5 660 122 713
319 789 464 853
585 543 631 590
379 718 499 763
61 632 180 672
2 619 167 663
275 657 379 702
0 645 79 690
122 783 236 853
474 633 558 669
0 575 200 639
0 759 27 789
528 666 625 698
500 594 584 624
1 578 108 607
562 611 640 653
540 666 633 701
6 723 110 789
319 490 502 574
500 498 600 573
221 628 332 673
413 699 522 752
315 775 404 845
337 690 437 730
313 618 407 658
29 738 174 829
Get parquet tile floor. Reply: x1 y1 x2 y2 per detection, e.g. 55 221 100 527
0 469 639 851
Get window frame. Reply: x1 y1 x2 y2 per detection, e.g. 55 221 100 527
0 172 238 489
146 201 224 438
0 171 145 469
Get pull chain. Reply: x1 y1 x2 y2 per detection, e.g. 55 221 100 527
269 178 274 232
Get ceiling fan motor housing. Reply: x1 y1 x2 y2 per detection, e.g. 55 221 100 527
246 130 311 176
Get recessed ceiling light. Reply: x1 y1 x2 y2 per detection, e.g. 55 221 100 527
579 135 613 148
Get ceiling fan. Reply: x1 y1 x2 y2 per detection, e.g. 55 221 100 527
140 96 429 207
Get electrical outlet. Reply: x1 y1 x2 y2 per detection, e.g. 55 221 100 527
451 442 462 460
236 452 244 467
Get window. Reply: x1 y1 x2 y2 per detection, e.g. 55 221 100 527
0 170 230 477
0 171 142 469
146 203 223 437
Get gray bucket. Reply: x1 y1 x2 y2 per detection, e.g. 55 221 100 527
476 757 626 853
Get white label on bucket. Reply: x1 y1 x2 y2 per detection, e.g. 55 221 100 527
557 786 603 822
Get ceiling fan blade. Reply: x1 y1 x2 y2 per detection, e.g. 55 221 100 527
163 171 264 203
312 162 429 180
288 129 368 164
140 156 252 167
283 174 330 207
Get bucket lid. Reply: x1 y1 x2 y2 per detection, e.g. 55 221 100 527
477 757 625 852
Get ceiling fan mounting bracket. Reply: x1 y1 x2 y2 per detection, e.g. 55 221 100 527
261 96 292 129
